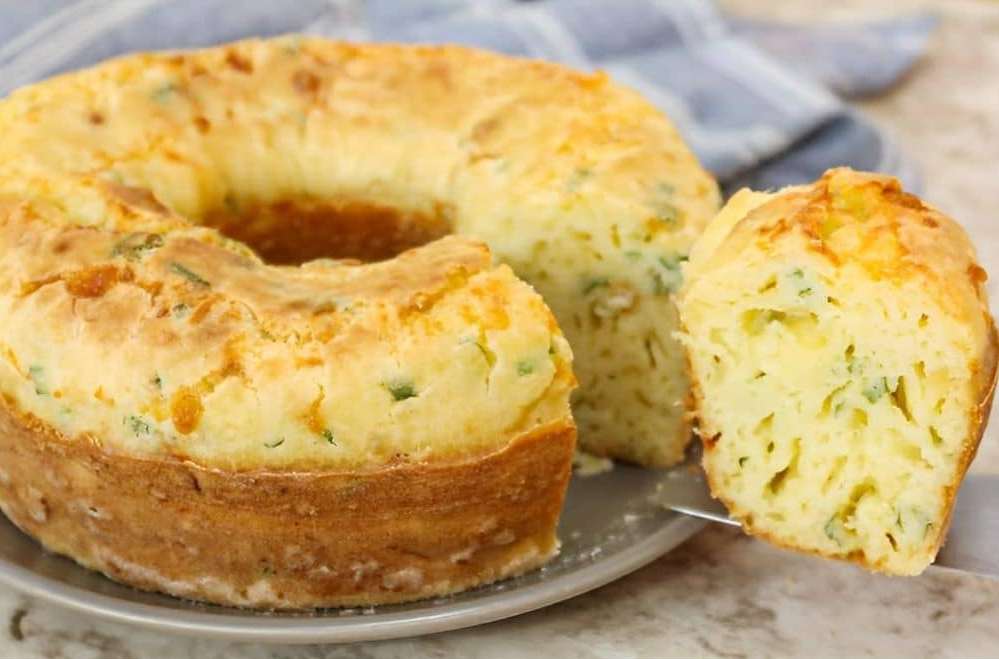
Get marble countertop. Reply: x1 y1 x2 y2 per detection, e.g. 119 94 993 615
3 1 999 657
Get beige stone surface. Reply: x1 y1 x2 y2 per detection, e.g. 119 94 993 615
2 2 998 657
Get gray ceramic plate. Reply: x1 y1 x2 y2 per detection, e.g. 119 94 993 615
0 463 705 644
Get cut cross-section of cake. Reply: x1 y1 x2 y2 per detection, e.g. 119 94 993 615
677 168 997 574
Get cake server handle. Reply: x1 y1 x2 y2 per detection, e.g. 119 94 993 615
657 462 999 578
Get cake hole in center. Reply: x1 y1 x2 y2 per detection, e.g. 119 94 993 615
203 197 453 265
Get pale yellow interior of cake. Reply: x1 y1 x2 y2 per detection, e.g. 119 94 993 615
681 189 981 574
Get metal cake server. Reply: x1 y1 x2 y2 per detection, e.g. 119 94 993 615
657 449 999 578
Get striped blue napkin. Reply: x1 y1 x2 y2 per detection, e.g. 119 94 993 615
0 0 936 193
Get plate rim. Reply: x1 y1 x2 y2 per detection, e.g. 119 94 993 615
0 514 705 644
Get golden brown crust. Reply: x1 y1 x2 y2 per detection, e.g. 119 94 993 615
935 322 999 559
0 396 575 608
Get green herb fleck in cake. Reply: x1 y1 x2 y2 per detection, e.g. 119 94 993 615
385 379 418 402
125 415 153 436
582 277 610 295
862 377 896 403
152 83 178 103
111 233 164 262
169 262 210 287
566 167 593 192
28 365 47 395
648 254 686 295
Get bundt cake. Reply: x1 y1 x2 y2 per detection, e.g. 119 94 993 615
0 37 717 468
0 39 586 608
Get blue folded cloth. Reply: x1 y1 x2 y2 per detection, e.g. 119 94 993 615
0 0 936 194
